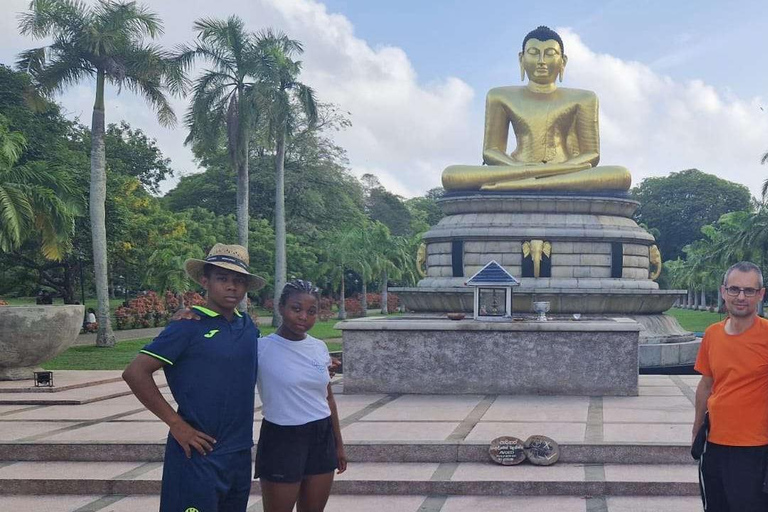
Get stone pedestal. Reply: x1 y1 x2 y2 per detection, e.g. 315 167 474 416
391 192 694 369
339 317 640 396
0 305 84 380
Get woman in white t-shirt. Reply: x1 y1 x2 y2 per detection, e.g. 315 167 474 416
255 280 346 512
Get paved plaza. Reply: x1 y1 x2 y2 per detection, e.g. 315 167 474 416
0 371 704 511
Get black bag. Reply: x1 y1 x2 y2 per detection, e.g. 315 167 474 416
691 411 709 460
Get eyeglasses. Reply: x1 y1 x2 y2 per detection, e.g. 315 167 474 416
724 286 761 297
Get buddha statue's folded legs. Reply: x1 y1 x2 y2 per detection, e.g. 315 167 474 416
442 164 631 192
482 166 632 192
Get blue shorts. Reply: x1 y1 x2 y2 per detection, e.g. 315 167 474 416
160 437 252 512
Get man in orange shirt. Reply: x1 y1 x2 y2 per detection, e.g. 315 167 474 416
693 261 768 511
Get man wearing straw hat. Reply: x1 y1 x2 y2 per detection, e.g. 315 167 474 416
123 244 266 512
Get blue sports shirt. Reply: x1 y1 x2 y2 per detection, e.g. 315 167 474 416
141 306 259 453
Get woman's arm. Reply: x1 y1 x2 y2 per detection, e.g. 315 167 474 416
327 383 347 473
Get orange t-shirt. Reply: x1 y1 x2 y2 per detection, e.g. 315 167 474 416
694 316 768 446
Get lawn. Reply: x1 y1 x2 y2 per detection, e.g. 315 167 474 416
664 308 725 334
43 320 343 371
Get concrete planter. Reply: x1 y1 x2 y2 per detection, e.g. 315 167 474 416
0 305 84 380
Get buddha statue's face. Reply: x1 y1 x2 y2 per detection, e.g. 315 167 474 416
519 38 567 85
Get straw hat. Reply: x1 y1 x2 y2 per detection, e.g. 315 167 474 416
184 244 266 291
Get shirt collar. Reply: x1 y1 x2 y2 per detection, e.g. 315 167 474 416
192 306 243 318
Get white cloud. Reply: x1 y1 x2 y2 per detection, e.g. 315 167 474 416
258 0 476 196
560 28 768 196
3 1 766 200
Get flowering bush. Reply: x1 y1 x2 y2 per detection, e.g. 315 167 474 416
365 293 399 312
115 292 166 330
115 291 208 330
164 291 207 312
386 293 399 312
318 297 335 321
344 297 363 318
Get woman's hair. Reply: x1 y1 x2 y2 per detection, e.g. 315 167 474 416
278 279 320 306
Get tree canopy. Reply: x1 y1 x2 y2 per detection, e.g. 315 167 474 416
631 169 752 261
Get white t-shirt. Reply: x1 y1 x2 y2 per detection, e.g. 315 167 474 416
257 333 331 426
87 312 96 324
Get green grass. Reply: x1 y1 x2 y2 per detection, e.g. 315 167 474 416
43 319 343 371
44 339 151 370
665 308 726 333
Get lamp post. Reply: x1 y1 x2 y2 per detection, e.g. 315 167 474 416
78 251 86 328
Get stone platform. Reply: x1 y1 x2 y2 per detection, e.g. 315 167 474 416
339 317 641 396
0 371 703 511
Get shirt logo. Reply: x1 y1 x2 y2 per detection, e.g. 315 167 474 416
185 508 199 512
203 329 220 339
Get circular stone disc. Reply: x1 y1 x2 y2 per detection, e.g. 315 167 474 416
488 436 526 466
524 435 560 466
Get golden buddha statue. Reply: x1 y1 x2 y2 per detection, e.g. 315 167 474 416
442 26 631 192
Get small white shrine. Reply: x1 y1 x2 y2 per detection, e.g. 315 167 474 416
465 261 521 320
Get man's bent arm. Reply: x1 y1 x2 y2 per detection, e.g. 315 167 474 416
123 354 216 457
123 354 183 428
692 375 713 442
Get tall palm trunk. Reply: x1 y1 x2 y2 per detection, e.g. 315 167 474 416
381 270 389 315
360 281 367 317
337 271 346 320
91 71 115 347
272 126 287 327
236 136 249 312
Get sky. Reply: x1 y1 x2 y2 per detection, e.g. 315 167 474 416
1 0 767 199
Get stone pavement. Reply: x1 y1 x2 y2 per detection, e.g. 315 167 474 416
0 372 704 511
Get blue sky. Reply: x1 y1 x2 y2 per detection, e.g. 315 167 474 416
1 0 767 198
321 0 768 99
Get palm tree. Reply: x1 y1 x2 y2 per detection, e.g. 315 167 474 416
0 114 79 260
379 234 422 314
175 16 260 265
254 30 318 326
144 241 204 309
317 230 351 320
18 0 178 347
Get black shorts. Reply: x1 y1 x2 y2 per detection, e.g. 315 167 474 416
255 416 338 483
699 442 768 512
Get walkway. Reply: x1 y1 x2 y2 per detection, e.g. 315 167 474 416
0 372 704 511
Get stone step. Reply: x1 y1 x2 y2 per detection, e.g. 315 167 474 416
0 461 700 497
0 441 695 464
0 376 167 406
0 494 706 512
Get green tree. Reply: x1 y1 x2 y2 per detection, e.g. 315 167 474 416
406 187 444 233
176 16 261 266
631 169 752 261
362 174 413 236
0 114 79 260
253 30 318 326
144 240 204 308
163 103 365 237
19 0 179 346
104 121 173 194
317 229 353 320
